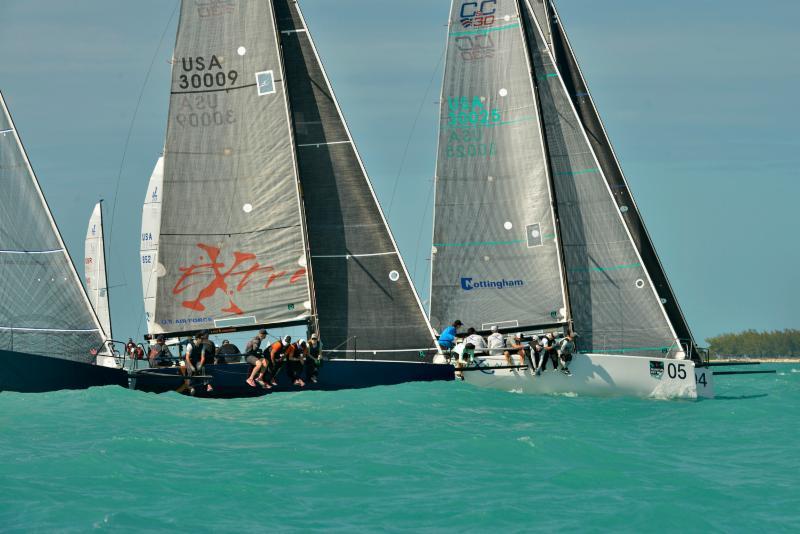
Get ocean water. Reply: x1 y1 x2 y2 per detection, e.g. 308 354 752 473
1 365 798 532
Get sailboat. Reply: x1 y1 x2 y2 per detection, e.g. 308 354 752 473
429 0 714 399
131 0 453 395
0 92 127 392
84 201 113 340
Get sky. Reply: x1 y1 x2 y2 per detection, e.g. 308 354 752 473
0 0 797 345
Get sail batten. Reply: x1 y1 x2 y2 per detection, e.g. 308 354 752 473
0 92 105 361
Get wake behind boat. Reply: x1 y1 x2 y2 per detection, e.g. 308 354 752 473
131 0 453 396
428 0 747 399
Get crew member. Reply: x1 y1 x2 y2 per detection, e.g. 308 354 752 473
438 320 462 352
216 339 240 364
148 335 173 368
558 332 577 376
305 333 322 384
285 339 308 387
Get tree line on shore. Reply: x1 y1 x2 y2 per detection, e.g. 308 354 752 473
705 329 800 358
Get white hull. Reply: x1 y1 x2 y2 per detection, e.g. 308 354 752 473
438 352 714 400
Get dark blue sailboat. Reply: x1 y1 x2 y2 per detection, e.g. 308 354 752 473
132 0 453 396
0 92 127 393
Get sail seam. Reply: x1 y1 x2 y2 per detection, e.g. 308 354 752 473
170 83 260 95
312 252 396 259
160 223 301 237
0 249 64 254
449 23 520 37
296 140 351 147
0 326 101 333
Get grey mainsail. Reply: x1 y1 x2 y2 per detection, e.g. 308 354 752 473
153 0 311 335
519 0 681 356
539 0 698 357
431 0 567 333
273 0 438 361
0 92 105 361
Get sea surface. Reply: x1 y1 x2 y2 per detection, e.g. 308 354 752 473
1 365 798 532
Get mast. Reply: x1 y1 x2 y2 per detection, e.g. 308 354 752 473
269 0 319 339
515 0 572 332
430 0 568 334
98 200 113 339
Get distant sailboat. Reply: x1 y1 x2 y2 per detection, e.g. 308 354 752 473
429 0 714 399
84 201 112 339
132 0 453 395
0 92 127 392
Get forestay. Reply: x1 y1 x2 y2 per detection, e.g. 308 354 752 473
0 92 105 361
84 201 112 338
431 0 567 333
519 1 681 356
153 0 311 335
273 0 438 362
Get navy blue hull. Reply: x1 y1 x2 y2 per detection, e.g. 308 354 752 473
0 349 129 393
132 360 455 398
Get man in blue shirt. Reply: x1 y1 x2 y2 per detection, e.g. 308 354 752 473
438 320 463 350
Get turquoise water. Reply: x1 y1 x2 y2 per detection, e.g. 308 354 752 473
1 365 798 532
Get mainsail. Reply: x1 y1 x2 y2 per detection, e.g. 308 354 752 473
273 0 438 361
140 157 163 334
148 0 437 361
0 92 106 361
431 0 567 333
431 0 691 358
152 0 312 335
84 201 112 338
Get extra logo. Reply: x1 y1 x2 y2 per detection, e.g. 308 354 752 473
460 1 496 28
649 360 664 379
151 186 158 202
172 243 306 315
461 277 524 290
91 224 97 236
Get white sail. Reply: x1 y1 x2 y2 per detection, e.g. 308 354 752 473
140 157 164 335
84 201 112 338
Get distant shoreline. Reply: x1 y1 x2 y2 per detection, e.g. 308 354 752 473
710 358 798 363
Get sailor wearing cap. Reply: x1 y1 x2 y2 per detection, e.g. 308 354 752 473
557 332 577 376
487 325 505 355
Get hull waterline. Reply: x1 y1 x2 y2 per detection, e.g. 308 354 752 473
444 353 714 400
0 349 128 393
130 360 456 398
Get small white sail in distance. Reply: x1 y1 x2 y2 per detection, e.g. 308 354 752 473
141 157 164 335
84 201 112 339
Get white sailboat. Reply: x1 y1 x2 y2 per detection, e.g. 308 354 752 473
429 0 714 399
84 201 112 339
